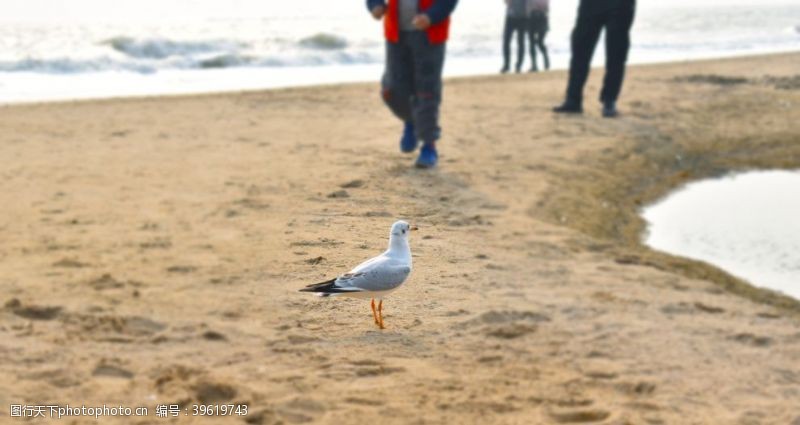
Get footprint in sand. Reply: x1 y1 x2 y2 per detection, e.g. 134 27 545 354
61 313 166 343
87 274 127 290
464 310 552 326
729 333 772 347
693 302 725 314
349 359 406 377
139 237 172 249
364 210 392 217
234 198 271 211
447 214 493 227
443 400 518 414
460 310 550 339
22 368 81 388
92 363 134 379
549 408 611 423
485 323 538 339
139 222 160 231
285 334 320 345
201 330 227 341
6 299 62 320
340 179 365 189
343 397 385 406
478 355 504 363
166 265 197 274
52 258 90 268
290 238 342 248
304 256 325 265
208 276 241 285
615 381 657 396
756 311 781 319
327 190 349 199
244 409 279 425
193 381 237 404
272 398 327 424
548 398 591 409
583 371 618 380
580 359 623 381
109 130 130 138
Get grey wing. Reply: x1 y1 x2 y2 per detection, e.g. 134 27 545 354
335 263 411 292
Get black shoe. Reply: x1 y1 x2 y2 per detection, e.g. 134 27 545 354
500 66 509 74
553 102 583 114
602 102 618 118
529 66 539 73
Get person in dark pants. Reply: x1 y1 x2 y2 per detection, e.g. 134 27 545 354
553 0 636 117
527 0 550 72
501 0 528 74
367 0 459 168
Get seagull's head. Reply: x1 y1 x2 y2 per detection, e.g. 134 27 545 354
390 220 418 238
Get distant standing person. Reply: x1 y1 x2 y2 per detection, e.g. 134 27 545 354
367 0 459 168
501 0 529 73
553 0 636 117
527 0 550 72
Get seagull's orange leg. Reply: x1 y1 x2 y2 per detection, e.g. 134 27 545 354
371 299 380 325
378 300 385 330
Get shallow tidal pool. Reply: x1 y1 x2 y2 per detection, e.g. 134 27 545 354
642 170 800 299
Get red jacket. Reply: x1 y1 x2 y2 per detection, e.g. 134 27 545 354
384 0 451 44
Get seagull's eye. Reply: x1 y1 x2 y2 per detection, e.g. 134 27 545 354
402 229 406 234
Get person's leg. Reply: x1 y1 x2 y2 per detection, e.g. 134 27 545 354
381 35 416 150
528 17 538 72
381 38 414 121
600 0 636 113
558 2 604 110
515 18 526 73
538 27 550 70
409 32 446 168
502 17 513 73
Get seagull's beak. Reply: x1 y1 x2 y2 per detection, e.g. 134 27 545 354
410 225 419 231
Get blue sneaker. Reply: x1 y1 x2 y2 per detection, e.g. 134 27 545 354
415 142 438 168
400 122 418 153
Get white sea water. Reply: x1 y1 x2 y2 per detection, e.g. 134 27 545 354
0 0 798 103
643 171 800 299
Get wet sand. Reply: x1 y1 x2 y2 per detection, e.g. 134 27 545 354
1 52 799 424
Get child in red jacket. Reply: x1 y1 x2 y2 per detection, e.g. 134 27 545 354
367 0 459 168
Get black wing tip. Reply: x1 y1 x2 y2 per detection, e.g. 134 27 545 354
299 277 337 292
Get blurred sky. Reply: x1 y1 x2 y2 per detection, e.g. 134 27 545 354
3 0 798 22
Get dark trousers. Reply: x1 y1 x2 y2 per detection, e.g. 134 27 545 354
381 31 446 143
566 0 636 105
528 11 549 71
502 17 527 71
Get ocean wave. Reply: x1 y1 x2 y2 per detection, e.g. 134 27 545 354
298 33 348 50
103 36 245 59
0 50 380 74
0 57 156 74
199 54 255 69
4 28 794 76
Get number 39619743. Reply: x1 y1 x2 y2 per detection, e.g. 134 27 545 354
191 404 248 416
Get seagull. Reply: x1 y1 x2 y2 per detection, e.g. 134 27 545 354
299 220 416 329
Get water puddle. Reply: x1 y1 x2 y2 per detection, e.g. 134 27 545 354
642 170 800 299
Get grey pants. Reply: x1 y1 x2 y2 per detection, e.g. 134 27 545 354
381 31 446 143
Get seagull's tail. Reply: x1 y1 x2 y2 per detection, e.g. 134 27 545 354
299 278 359 297
299 278 337 294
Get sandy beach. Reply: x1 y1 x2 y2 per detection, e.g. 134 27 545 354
1 52 799 424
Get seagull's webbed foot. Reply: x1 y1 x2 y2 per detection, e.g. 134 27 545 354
378 300 386 330
371 299 380 326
